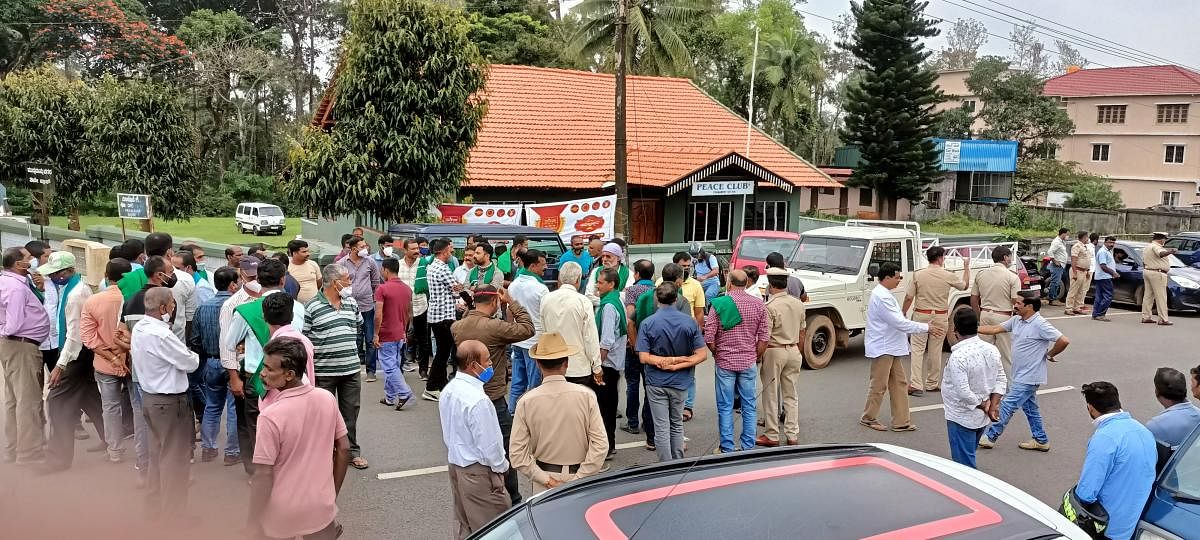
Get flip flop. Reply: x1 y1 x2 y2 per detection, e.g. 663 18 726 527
682 408 694 422
351 457 369 470
859 419 887 431
891 424 918 432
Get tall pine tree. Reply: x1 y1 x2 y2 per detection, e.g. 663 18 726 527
841 0 942 218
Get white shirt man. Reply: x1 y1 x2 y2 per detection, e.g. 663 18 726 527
861 264 931 432
507 249 550 409
943 329 1007 469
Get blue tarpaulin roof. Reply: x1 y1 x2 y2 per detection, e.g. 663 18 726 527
933 139 1018 173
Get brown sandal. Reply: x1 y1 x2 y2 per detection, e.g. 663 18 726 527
351 456 369 469
682 408 693 422
859 419 887 431
891 424 918 432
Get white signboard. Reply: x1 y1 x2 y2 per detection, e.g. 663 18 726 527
943 140 962 165
692 180 755 197
525 195 616 242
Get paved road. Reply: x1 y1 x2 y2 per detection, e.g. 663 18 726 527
2 305 1195 539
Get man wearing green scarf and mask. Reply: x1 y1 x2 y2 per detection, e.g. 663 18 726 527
585 242 633 308
467 242 504 292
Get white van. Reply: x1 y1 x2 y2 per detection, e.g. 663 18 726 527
235 203 286 236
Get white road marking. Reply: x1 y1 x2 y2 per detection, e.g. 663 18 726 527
908 385 1076 413
1044 311 1140 321
376 441 646 480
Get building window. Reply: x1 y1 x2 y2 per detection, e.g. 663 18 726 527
923 191 942 209
1157 104 1189 123
1096 105 1126 124
961 100 976 113
688 201 732 242
744 201 789 231
858 188 873 207
1165 145 1186 164
1091 143 1111 162
819 187 836 195
970 172 1013 200
1162 191 1181 206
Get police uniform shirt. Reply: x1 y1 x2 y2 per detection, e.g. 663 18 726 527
971 263 1020 312
908 266 966 312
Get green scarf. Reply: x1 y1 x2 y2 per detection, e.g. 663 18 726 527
497 250 513 274
634 288 656 328
596 290 627 338
517 267 544 284
593 265 629 292
709 295 743 330
56 274 82 349
194 269 209 285
27 276 44 303
468 264 497 286
414 255 432 295
234 298 271 397
118 267 149 301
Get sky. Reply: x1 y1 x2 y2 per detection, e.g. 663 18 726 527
800 0 1200 72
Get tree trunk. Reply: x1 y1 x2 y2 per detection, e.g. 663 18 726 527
68 206 80 231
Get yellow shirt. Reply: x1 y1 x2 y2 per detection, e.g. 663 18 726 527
1071 242 1093 271
655 277 706 312
288 260 322 303
766 292 806 346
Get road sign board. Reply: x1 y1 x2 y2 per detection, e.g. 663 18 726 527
117 193 152 220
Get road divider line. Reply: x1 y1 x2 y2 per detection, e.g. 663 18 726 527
376 441 647 480
909 385 1075 413
1045 311 1140 321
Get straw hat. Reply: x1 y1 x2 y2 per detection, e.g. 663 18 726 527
529 332 580 360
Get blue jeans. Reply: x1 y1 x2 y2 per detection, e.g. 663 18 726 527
715 365 758 452
701 278 720 302
1047 262 1065 301
378 341 413 402
624 351 642 429
1093 279 1114 317
985 382 1047 444
360 309 377 375
507 346 541 411
200 358 239 456
686 380 696 410
947 420 984 468
128 381 149 471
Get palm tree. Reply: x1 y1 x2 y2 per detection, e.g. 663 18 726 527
568 0 716 76
752 29 824 151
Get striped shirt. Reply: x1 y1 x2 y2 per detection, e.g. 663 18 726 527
426 258 458 324
303 295 362 377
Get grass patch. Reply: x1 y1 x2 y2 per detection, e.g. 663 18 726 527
918 213 1057 239
49 216 301 248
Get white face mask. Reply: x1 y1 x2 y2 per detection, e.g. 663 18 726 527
357 248 370 258
382 246 394 257
244 280 262 294
339 283 354 299
160 310 173 323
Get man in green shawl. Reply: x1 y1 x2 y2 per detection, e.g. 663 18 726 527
585 242 632 307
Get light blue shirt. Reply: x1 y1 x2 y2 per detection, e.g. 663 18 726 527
1001 313 1062 386
1093 247 1116 281
220 289 305 376
1076 411 1157 540
1146 402 1200 449
694 253 720 287
559 250 593 279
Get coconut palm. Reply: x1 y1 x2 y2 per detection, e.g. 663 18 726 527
568 0 717 76
753 30 823 132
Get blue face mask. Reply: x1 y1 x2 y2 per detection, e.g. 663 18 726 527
419 247 431 256
477 366 494 383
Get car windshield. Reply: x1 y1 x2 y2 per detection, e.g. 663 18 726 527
528 238 565 263
1162 433 1200 501
258 206 283 216
789 236 868 275
738 237 800 261
1170 254 1187 268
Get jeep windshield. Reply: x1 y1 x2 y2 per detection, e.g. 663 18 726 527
788 236 868 275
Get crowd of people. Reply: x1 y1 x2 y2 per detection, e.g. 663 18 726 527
1 227 1199 539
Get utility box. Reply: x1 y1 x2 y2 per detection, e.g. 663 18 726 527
61 238 113 289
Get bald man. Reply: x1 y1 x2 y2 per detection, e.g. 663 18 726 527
439 340 511 538
704 269 771 453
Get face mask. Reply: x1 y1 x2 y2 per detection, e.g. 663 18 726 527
477 366 495 383
357 248 370 258
382 246 394 258
419 247 430 256
196 261 206 272
161 272 179 288
51 275 70 286
683 269 692 279
29 258 39 271
244 280 262 294
161 310 173 323
339 283 354 299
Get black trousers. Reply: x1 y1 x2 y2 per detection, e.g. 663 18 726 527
316 373 362 457
411 313 431 372
594 366 622 452
233 371 260 475
427 320 455 392
41 348 59 376
491 397 522 506
45 349 105 469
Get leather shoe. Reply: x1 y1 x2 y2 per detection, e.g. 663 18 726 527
755 435 779 448
907 386 925 397
785 439 799 445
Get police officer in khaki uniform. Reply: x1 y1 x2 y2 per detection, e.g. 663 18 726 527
509 332 609 494
970 245 1021 375
1065 231 1093 316
903 246 969 396
758 268 807 447
1141 232 1176 326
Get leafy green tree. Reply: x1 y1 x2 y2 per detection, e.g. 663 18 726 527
568 0 716 76
1065 179 1122 211
285 0 487 222
1013 158 1104 203
841 0 943 215
467 11 565 66
965 56 1073 160
755 29 823 151
81 77 202 226
934 104 974 139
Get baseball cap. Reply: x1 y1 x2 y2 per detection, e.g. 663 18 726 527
239 256 260 276
37 252 76 276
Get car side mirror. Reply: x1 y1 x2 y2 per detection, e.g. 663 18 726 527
868 262 880 280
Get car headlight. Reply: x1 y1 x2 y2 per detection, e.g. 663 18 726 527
1171 275 1200 289
261 220 268 225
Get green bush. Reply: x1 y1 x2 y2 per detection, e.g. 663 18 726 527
1065 180 1123 211
1005 201 1032 229
1031 214 1063 232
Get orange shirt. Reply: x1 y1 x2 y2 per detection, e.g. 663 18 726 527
81 286 128 376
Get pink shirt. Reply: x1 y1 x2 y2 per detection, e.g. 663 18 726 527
253 384 347 539
261 325 317 408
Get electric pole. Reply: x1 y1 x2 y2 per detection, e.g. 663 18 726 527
614 0 630 241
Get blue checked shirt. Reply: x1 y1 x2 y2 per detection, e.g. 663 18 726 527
195 291 232 359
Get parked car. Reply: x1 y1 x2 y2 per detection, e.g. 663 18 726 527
235 202 286 236
1138 423 1200 539
469 443 1089 539
730 230 800 274
1085 240 1200 312
386 223 567 288
1165 232 1200 267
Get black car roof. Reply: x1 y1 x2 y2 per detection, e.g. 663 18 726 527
485 445 1061 540
386 223 564 239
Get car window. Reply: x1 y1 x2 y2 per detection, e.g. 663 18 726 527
474 509 536 539
1113 248 1131 264
251 208 258 217
260 206 283 217
790 236 868 275
528 239 565 263
1162 431 1200 500
1166 239 1186 250
870 241 903 270
737 237 799 261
